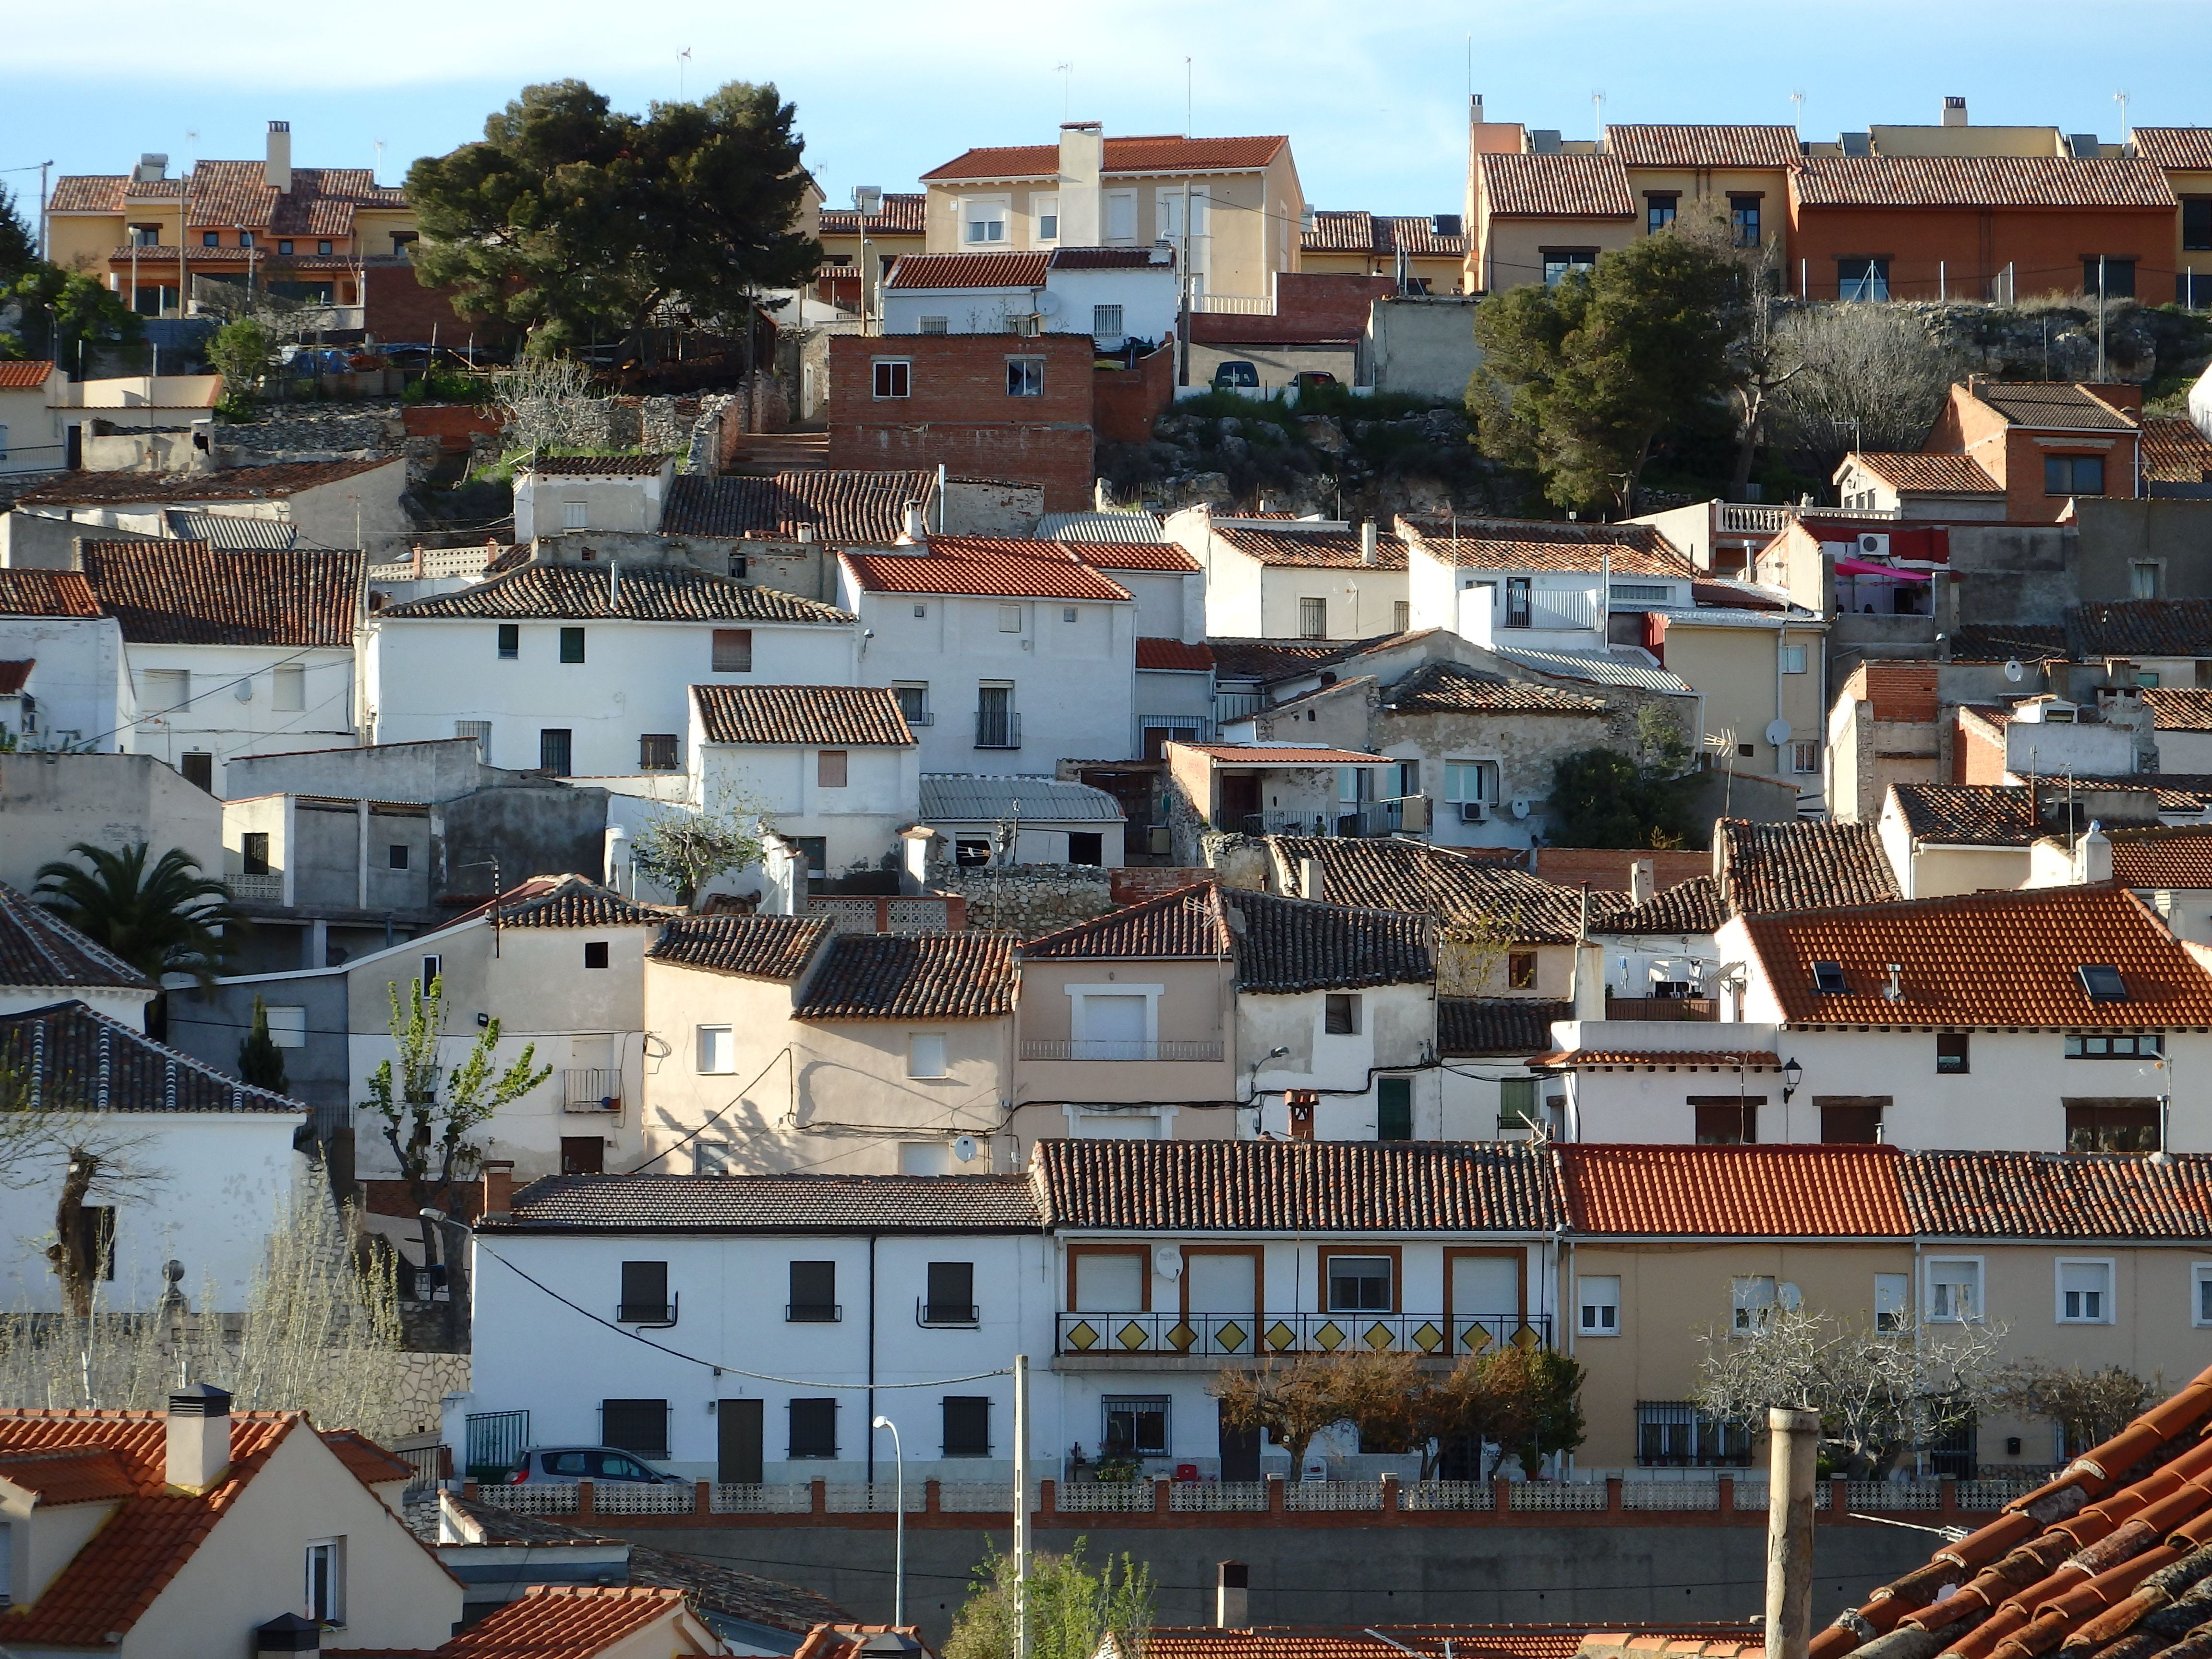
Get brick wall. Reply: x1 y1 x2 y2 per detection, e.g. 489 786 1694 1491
828 334 1096 511
364 262 516 350
1094 340 1178 445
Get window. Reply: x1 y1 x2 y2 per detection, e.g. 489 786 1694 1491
1508 950 1539 990
2058 1259 2114 1324
558 627 586 664
817 749 848 788
1791 741 1820 774
1645 194 1678 235
538 729 572 774
711 628 753 672
2084 258 2137 300
235 231 254 249
1838 257 1889 301
317 239 333 256
1104 1396 1167 1456
241 832 271 876
389 843 410 870
2046 455 2107 497
75 1206 115 1282
1067 831 1102 866
1444 760 1498 805
2131 562 2163 600
601 1399 670 1457
1577 1275 1621 1335
1072 1250 1147 1311
1105 192 1136 240
998 605 1023 632
141 667 191 714
892 685 929 725
560 1136 603 1174
1323 993 1361 1035
872 359 911 398
1062 606 1078 623
1937 1031 1971 1074
1504 576 1532 627
2194 1263 2212 1327
180 752 215 792
203 230 219 247
697 1026 734 1074
1693 1097 1761 1144
1875 1273 1910 1333
1780 644 1808 675
1731 1275 1777 1334
1499 1076 1540 1134
1007 357 1044 397
1819 1097 1886 1144
792 835 828 877
963 200 1007 244
264 1007 306 1048
2066 1033 2162 1057
1326 1254 1393 1312
942 1396 991 1457
2066 1100 2161 1154
913 604 927 618
1376 1077 1412 1141
1299 596 1327 639
908 1033 948 1078
638 733 679 771
1392 600 1411 634
562 499 588 529
788 1262 839 1322
918 316 949 335
1542 250 1596 287
421 954 442 995
304 1539 344 1625
1093 304 1124 338
926 1262 976 1324
1729 195 1762 248
1812 962 1849 995
273 665 306 711
1034 196 1059 241
788 1398 838 1458
1927 1258 1982 1322
618 1261 671 1323
583 941 610 970
1637 1401 1751 1467
497 624 519 660
2077 963 2129 1001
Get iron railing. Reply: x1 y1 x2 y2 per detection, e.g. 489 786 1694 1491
465 1409 529 1479
1057 1310 1550 1358
563 1068 622 1114
1019 1039 1225 1062
976 710 1022 749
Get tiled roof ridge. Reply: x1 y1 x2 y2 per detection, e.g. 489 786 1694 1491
0 999 302 1114
1021 882 1227 959
381 559 855 624
0 881 156 991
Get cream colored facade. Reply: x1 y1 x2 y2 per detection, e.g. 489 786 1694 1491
1010 954 1238 1147
1662 615 1827 810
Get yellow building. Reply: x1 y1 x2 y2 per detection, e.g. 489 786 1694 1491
2130 128 2212 304
918 124 1303 306
1300 211 1467 294
813 191 926 318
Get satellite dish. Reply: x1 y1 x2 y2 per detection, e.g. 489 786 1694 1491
2005 659 2026 683
951 1134 978 1164
1034 290 1061 316
1764 718 1792 748
1508 798 1532 820
1154 1244 1184 1281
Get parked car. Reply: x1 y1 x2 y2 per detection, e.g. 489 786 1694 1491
1211 360 1260 390
506 1446 684 1486
1290 371 1338 390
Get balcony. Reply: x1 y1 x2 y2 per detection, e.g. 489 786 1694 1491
976 710 1022 750
1057 1310 1550 1359
225 873 283 902
563 1069 622 1114
1714 503 1796 536
1238 805 1399 839
1501 591 1601 632
1020 1039 1226 1062
1604 996 1719 1022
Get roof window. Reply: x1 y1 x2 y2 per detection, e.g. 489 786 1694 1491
1812 962 1849 995
2078 963 2128 1001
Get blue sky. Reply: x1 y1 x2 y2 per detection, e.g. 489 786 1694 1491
6 0 2212 226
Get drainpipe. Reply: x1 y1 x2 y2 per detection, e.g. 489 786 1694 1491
1765 1407 1821 1659
866 1234 878 1483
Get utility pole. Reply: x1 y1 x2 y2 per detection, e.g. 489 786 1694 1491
1012 1353 1031 1659
37 160 52 261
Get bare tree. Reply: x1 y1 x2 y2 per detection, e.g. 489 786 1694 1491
1767 305 1972 481
1208 1355 1356 1475
1985 1362 2160 1462
492 357 603 453
0 1059 164 1318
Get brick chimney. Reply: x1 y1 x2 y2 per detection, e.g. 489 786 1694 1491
1286 1091 1317 1141
166 1383 232 1489
264 120 293 193
482 1159 516 1219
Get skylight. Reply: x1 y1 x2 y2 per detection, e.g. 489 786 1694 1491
2078 963 2128 1002
1812 962 1849 995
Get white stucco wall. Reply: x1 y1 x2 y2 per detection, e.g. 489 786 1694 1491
120 643 358 795
0 614 129 750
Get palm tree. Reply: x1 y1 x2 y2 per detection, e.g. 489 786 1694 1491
35 842 238 993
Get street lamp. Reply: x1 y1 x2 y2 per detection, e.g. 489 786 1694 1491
1781 1058 1803 1103
871 1415 904 1625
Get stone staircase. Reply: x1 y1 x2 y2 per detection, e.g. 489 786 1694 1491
724 432 830 475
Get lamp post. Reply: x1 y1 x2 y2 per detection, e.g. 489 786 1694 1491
871 1415 904 1625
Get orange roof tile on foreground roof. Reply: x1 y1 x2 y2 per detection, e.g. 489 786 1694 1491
1561 1144 1911 1237
1606 124 1803 169
1215 527 1411 569
1175 744 1386 763
921 134 1287 181
78 542 363 647
842 545 1131 601
885 251 1050 290
1397 519 1691 577
1533 1048 1780 1068
319 1429 415 1487
1477 152 1635 218
1848 452 2002 493
443 1584 693 1657
794 1625 935 1659
1744 884 2212 1027
1137 637 1214 671
1793 155 2176 208
692 684 914 746
0 1445 138 1504
0 360 55 388
0 569 104 619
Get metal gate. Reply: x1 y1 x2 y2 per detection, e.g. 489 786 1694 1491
465 1410 529 1479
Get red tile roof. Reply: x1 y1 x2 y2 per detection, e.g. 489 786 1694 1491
692 683 914 746
1744 884 2212 1026
1849 452 2001 493
1175 744 1386 763
2131 128 2212 170
1606 125 1803 169
1972 381 2140 431
1024 881 1226 960
444 1584 693 1657
2139 417 2212 483
885 252 1049 290
0 881 154 993
1559 1144 1912 1237
0 360 55 388
318 1429 415 1488
0 1445 139 1504
1082 543 1200 571
817 193 928 237
2146 687 2212 732
1383 660 1609 716
474 875 669 931
384 562 852 624
78 542 363 647
0 569 102 619
1477 153 1634 218
842 545 1132 601
1397 517 1691 576
518 454 673 477
649 914 831 981
921 135 1288 181
1136 637 1214 671
793 1624 933 1659
1793 156 2176 208
1214 528 1411 569
2105 826 2212 888
1902 1151 2212 1241
47 161 402 232
1299 214 1467 257
793 933 1016 1021
12 457 397 507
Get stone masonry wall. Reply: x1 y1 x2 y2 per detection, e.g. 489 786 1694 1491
933 866 1117 938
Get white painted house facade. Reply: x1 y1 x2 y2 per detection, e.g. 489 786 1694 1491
0 569 130 752
880 247 1178 349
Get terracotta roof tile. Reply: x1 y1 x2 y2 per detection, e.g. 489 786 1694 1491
1437 998 1571 1056
1850 452 2001 493
0 1000 301 1113
1947 624 2071 662
319 1429 415 1488
1538 1047 1780 1067
1717 818 1901 914
1024 882 1228 960
1032 1139 1562 1232
383 563 852 624
1903 1152 2212 1240
649 914 830 981
2104 825 2212 887
454 875 670 930
1477 153 1635 218
2139 417 2212 483
2132 128 2212 170
1598 875 1731 935
12 457 397 507
921 135 1288 181
1084 542 1200 571
692 684 914 746
1301 210 1379 253
1889 784 2042 847
1268 836 1623 943
886 252 1050 290
661 472 936 542
2146 688 2212 732
1382 660 1609 716
518 454 673 477
1214 527 1411 569
842 543 1132 601
0 1445 138 1504
0 360 55 388
78 542 362 646
1222 887 1433 993
1142 1628 1599 1659
1137 637 1213 671
1560 1144 1911 1237
817 193 928 236
487 1173 1040 1232
0 883 153 993
0 570 102 619
1179 744 1385 763
1974 382 2141 431
1398 516 1690 576
1299 215 1467 257
1793 156 2176 209
443 1584 693 1657
1745 885 2212 1026
1606 125 1803 169
48 160 401 232
2067 599 2212 658
1207 636 1387 683
1378 216 1468 257
794 933 1016 1021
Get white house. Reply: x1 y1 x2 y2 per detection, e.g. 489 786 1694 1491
880 246 1178 349
0 567 130 751
1397 515 1696 650
1166 510 1410 641
7 456 411 560
512 454 678 542
0 359 65 475
837 537 1139 770
79 540 364 796
370 545 861 779
0 880 156 1026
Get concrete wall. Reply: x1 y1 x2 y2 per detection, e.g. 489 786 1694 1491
2072 497 2212 601
120 642 358 796
0 513 170 570
1012 956 1236 1112
0 751 222 892
170 969 354 1114
0 614 128 749
1366 296 1483 398
941 479 1046 537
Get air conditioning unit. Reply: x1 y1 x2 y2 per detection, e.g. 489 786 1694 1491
1459 800 1491 824
1857 533 1890 557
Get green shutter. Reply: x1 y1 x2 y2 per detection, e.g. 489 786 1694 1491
1499 1076 1538 1132
1376 1076 1412 1141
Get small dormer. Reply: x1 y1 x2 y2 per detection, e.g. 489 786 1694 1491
0 1447 134 1611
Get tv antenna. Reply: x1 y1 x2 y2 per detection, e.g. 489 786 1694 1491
1790 90 1806 130
1056 63 1074 120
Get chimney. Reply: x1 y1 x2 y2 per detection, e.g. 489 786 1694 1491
481 1159 516 1220
1765 1407 1822 1659
1572 940 1605 1020
1216 1562 1250 1628
794 522 816 544
1298 856 1325 902
166 1383 233 1489
1942 96 1968 127
255 1614 322 1656
1057 121 1105 247
1628 858 1655 907
2079 820 2114 884
1286 1091 1317 1141
1359 521 1378 566
899 502 927 544
1884 963 1903 1002
608 559 621 609
1470 94 1485 124
264 120 293 193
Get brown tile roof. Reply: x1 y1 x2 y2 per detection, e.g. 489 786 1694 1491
0 1444 139 1504
2104 825 2212 888
1223 887 1433 993
1792 156 2176 208
0 569 101 619
487 1172 1040 1232
1143 1629 1597 1659
1137 637 1213 671
1299 213 1467 256
1605 125 1803 169
842 544 1132 601
886 252 1050 290
444 1585 693 1657
1559 1144 1910 1237
1437 997 1571 1056
318 1429 415 1488
1302 211 1378 253
2067 598 2212 657
0 1000 301 1113
1902 1151 2212 1241
661 472 936 542
1269 836 1623 943
921 135 1289 181
1972 381 2141 431
48 160 403 232
650 914 830 981
1946 624 2070 662
12 457 397 507
1382 660 1609 716
1477 153 1635 218
1847 661 1940 723
817 192 928 236
1597 874 1731 935
1888 783 2042 847
1083 543 1200 571
2131 127 2212 169
382 562 852 624
518 454 673 476
458 875 670 930
1179 744 1386 764
1849 451 2001 493
1049 246 1170 271
794 933 1016 1021
0 360 55 388
1398 516 1691 576
692 684 914 746
1031 1138 1562 1232
1536 1047 1780 1068
77 542 362 647
1716 818 1901 914
0 883 153 993
1207 637 1381 683
2140 417 2212 483
1213 527 1411 569
1025 882 1228 961
1746 884 2212 1026
1377 216 1468 257
2146 687 2212 731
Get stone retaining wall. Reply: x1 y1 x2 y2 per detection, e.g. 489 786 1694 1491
932 866 1118 938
